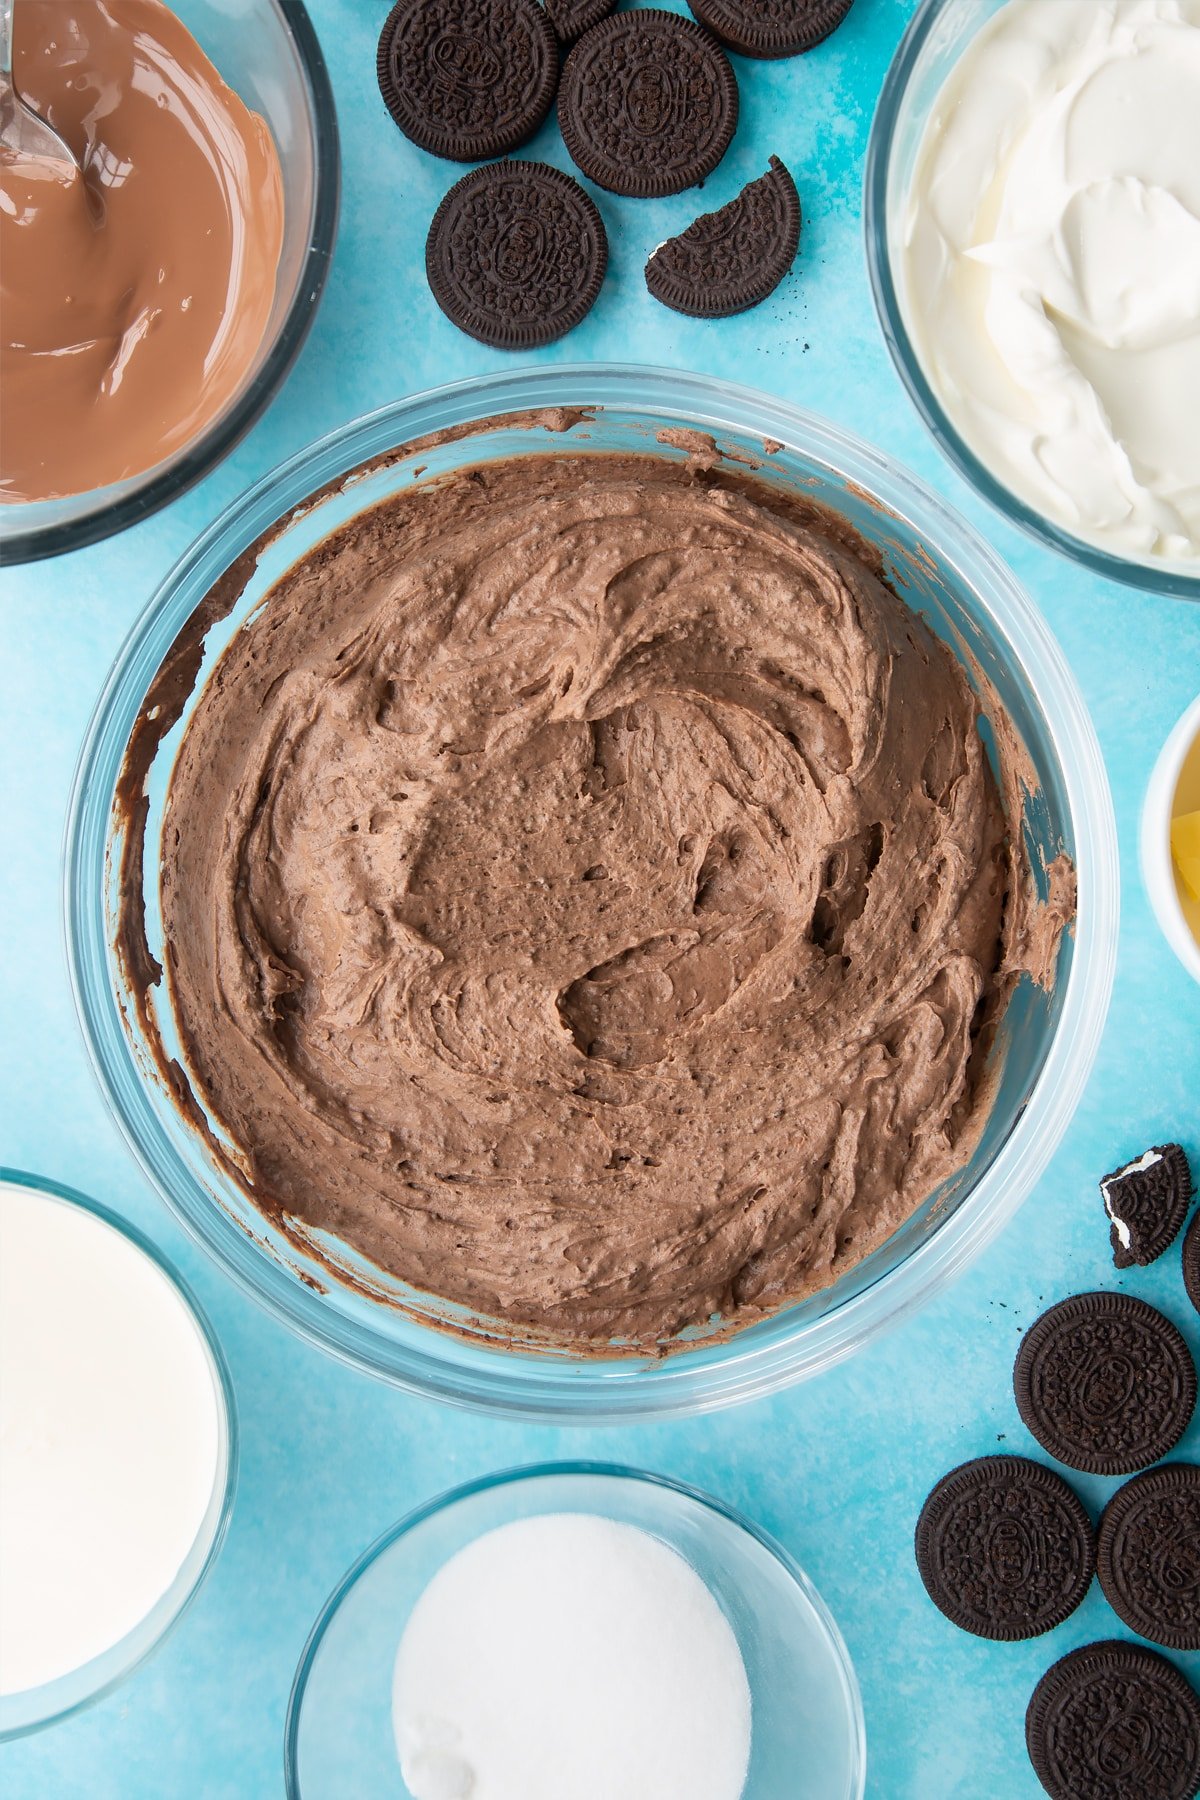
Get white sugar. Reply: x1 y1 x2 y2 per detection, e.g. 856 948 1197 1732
392 1512 752 1800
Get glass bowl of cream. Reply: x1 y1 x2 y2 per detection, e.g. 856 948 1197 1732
65 365 1119 1421
285 1463 866 1800
0 1170 236 1739
865 0 1200 599
0 0 339 565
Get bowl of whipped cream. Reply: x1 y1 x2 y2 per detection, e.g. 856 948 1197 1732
866 0 1200 598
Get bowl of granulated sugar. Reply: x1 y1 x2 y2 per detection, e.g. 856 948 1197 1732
285 1462 865 1800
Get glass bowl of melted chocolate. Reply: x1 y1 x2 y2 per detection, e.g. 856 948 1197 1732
66 367 1118 1419
0 0 338 562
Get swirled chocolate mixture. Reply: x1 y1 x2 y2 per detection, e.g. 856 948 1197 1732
154 453 1065 1351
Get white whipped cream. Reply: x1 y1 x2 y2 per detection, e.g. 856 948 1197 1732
901 0 1200 563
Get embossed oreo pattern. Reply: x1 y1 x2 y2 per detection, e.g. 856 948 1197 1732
1025 1641 1200 1800
915 1456 1095 1641
1185 1212 1200 1317
377 0 558 163
558 10 739 198
645 156 801 317
426 161 607 348
1098 1466 1200 1652
687 0 856 59
1102 1143 1195 1269
1014 1293 1197 1476
544 0 615 43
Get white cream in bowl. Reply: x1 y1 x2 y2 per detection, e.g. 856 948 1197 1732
901 0 1200 564
0 1181 222 1701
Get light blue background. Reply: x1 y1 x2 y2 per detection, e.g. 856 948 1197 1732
3 1 1199 1794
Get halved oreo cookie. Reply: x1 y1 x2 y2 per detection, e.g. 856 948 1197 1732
1101 1143 1195 1268
915 1456 1094 1641
1026 1641 1200 1800
544 0 615 43
644 156 800 317
1014 1292 1196 1476
426 161 607 348
377 0 558 162
687 0 856 58
1098 1465 1200 1652
1185 1211 1200 1316
558 10 739 198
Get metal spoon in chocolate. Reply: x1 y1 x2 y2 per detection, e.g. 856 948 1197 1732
0 0 79 176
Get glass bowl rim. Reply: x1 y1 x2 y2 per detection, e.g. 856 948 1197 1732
0 1165 239 1740
63 362 1119 1422
1 0 341 567
1140 691 1200 985
862 0 1200 603
283 1458 867 1800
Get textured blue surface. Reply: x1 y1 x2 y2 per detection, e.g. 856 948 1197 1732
2 2 1199 1795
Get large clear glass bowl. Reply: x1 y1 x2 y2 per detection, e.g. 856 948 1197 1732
285 1463 866 1800
864 0 1200 601
0 0 339 565
0 1169 237 1740
65 365 1119 1420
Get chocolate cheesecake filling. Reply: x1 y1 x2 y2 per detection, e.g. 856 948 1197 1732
147 451 1068 1351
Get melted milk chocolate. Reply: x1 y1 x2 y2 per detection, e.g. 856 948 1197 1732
152 454 1068 1353
1 1 283 502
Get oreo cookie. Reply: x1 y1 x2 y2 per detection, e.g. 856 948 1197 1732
1101 1143 1195 1268
426 161 607 348
544 0 615 43
1097 1465 1200 1652
1013 1292 1196 1476
914 1456 1094 1641
1026 1641 1200 1800
644 156 801 317
687 0 856 58
1185 1211 1200 1316
377 0 558 163
558 10 739 198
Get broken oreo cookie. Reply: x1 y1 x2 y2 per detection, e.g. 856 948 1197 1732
644 156 801 317
426 160 607 348
377 0 558 162
1026 1641 1200 1800
687 0 856 58
1101 1143 1195 1268
558 10 739 198
915 1456 1094 1642
1014 1292 1196 1475
1097 1465 1200 1652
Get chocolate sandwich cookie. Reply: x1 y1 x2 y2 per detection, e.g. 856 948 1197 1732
426 161 607 348
544 0 615 43
687 0 856 58
1014 1292 1197 1476
377 0 558 162
915 1456 1094 1641
1097 1465 1200 1653
1026 1641 1200 1800
644 156 801 317
1186 1212 1200 1316
558 10 739 198
1101 1143 1195 1268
